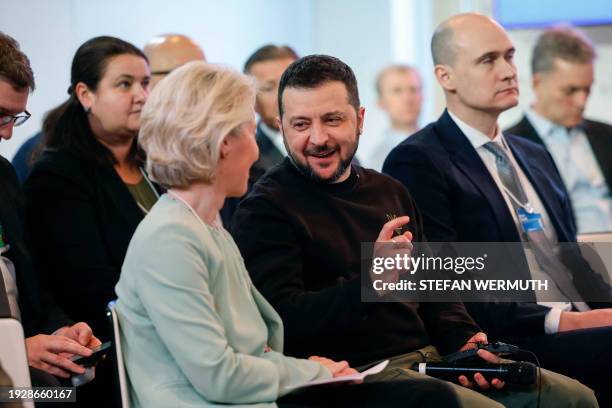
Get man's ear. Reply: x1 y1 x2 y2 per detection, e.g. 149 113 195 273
532 73 542 91
275 116 282 132
434 64 454 92
75 82 93 111
357 106 366 134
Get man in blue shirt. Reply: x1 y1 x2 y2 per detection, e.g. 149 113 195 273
507 27 612 234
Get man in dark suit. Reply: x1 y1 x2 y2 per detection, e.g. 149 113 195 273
220 45 299 226
243 44 298 182
507 27 612 234
383 13 612 405
0 31 99 383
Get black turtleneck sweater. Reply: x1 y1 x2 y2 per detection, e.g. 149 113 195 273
232 158 479 366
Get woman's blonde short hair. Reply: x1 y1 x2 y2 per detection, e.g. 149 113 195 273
139 61 256 188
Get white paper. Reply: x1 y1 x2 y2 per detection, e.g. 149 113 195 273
286 360 389 391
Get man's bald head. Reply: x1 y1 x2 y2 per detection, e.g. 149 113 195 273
144 34 205 88
431 13 503 66
431 13 518 125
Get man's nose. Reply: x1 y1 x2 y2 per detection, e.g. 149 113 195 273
500 60 517 82
573 90 589 111
0 122 15 141
309 121 329 145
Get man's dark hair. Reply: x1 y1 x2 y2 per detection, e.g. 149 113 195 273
243 44 298 74
277 54 360 118
43 36 148 167
531 27 596 75
0 32 35 91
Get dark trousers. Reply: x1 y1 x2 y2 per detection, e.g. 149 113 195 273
29 367 61 408
277 378 460 408
509 326 612 407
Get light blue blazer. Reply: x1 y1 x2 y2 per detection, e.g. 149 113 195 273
115 195 330 407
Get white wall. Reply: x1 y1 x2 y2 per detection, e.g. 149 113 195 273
310 0 393 161
0 0 315 160
3 0 611 162
1 0 399 165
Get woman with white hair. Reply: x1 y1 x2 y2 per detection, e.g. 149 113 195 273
114 61 459 408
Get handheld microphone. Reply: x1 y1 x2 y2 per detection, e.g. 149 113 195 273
413 361 537 385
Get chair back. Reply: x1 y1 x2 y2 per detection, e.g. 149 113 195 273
107 301 130 408
0 318 34 408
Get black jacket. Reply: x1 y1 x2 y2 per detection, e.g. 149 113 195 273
23 149 162 340
0 155 70 336
250 122 285 184
507 115 612 193
384 110 612 338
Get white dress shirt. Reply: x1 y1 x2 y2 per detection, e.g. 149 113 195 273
448 111 588 333
525 108 612 233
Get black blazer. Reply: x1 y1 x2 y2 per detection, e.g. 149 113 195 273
383 110 612 338
221 122 285 227
507 115 612 192
250 122 284 184
23 149 162 340
0 156 70 336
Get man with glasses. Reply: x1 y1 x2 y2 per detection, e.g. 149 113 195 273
220 45 299 226
0 31 101 386
243 44 299 183
0 109 30 132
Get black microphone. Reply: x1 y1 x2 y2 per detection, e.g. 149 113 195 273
412 361 537 385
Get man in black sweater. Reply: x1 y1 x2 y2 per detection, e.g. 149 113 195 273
232 53 596 407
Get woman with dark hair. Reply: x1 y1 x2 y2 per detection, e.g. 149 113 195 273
23 35 158 406
23 35 159 351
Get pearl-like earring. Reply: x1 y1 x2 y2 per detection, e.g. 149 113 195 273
84 106 91 114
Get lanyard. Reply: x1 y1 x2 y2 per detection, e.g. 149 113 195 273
500 183 534 213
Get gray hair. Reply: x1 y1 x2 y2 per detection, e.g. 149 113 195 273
531 27 596 75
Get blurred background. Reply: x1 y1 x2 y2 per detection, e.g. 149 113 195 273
1 0 611 162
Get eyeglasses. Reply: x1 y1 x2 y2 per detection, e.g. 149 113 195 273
0 110 31 128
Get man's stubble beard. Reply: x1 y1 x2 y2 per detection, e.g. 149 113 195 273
283 130 360 184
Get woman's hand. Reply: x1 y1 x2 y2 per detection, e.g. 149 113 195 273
308 356 358 378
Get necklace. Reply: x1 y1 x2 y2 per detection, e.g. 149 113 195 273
167 191 223 230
